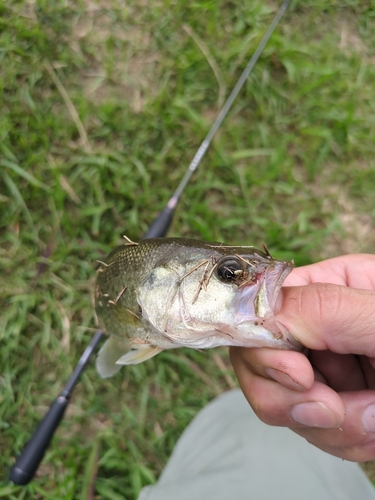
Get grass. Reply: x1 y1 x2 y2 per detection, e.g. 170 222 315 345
1 0 375 498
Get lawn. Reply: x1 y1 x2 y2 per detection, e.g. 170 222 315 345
1 0 375 498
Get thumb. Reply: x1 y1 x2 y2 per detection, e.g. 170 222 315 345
275 283 375 356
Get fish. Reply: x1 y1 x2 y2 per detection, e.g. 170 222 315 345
94 237 301 378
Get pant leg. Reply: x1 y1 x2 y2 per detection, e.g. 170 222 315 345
139 389 375 500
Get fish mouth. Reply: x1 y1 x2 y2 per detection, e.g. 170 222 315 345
233 258 302 350
232 259 293 322
255 259 294 318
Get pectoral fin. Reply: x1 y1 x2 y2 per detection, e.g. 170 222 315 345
96 336 130 378
116 346 163 365
96 336 163 376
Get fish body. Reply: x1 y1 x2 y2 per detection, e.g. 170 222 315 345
95 237 300 377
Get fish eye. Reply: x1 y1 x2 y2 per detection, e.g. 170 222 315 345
216 257 245 283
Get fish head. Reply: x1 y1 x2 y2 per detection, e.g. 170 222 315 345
137 243 301 351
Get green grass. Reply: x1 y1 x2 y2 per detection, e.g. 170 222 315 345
1 0 375 498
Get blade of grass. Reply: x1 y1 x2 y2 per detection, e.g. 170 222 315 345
80 435 100 500
1 159 50 191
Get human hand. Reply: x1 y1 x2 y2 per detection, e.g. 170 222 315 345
230 254 375 461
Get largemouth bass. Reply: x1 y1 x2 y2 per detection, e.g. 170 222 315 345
95 237 300 378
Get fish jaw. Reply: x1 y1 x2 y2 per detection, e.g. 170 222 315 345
254 258 294 318
229 258 301 350
233 258 293 321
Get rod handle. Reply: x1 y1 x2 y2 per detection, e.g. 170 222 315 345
143 206 174 239
10 395 69 485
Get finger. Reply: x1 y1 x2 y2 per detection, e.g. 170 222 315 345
231 348 375 461
230 347 345 428
230 347 314 391
275 283 375 356
292 391 375 462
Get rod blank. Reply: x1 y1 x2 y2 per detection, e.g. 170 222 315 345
10 330 104 485
148 0 292 233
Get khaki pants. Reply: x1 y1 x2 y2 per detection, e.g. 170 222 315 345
139 389 375 500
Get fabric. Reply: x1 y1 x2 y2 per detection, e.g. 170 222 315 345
139 389 375 500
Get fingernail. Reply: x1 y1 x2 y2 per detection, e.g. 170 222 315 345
363 403 375 433
265 368 304 391
290 402 341 428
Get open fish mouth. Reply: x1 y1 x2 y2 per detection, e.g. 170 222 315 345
258 259 294 317
233 259 293 322
230 258 302 350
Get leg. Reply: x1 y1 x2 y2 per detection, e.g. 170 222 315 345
139 389 375 500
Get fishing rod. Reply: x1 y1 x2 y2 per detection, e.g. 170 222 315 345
9 0 291 486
